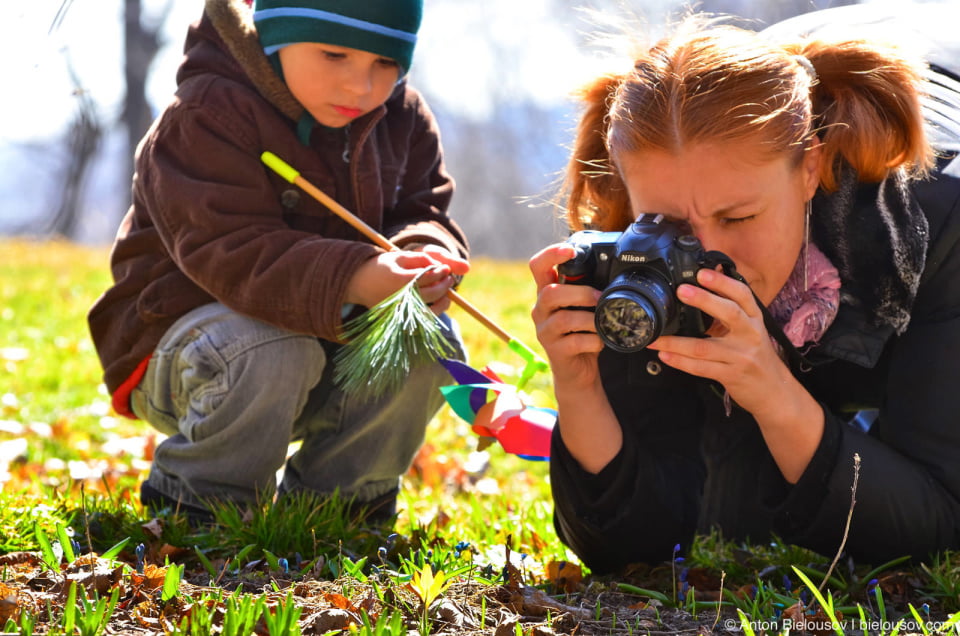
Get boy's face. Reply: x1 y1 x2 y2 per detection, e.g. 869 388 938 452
278 43 401 128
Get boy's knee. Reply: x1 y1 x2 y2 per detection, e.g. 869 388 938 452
208 315 327 389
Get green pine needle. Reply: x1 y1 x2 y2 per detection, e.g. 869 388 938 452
334 278 455 397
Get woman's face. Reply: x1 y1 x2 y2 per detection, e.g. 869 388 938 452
617 139 822 306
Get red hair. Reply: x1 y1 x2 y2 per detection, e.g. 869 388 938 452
565 17 934 231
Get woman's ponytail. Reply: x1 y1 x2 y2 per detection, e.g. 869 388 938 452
564 73 633 232
799 39 934 190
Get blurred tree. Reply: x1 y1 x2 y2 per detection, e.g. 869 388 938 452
48 66 103 238
123 0 168 192
41 0 168 239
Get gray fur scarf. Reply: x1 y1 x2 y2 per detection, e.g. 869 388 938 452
811 164 928 334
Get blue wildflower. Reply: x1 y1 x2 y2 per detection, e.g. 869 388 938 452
135 543 146 574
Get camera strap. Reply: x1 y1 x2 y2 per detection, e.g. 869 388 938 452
703 250 812 375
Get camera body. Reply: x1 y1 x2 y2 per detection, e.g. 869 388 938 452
558 213 734 352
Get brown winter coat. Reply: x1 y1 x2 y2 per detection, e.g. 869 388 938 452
88 0 468 402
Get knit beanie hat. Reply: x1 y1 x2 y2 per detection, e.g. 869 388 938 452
252 0 423 75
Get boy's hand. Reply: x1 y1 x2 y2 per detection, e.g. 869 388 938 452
345 245 469 315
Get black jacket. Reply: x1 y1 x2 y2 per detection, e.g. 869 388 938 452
550 154 960 574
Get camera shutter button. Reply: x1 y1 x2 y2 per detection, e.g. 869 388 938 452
646 360 662 375
677 235 699 250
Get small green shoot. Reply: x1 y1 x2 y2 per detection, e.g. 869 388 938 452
33 522 60 574
162 562 184 603
221 592 266 636
194 546 218 582
75 585 120 636
262 590 301 636
792 565 844 636
358 608 404 636
736 608 757 636
908 603 932 636
99 537 130 561
56 524 77 563
62 581 78 635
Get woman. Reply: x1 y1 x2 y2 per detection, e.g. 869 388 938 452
530 16 960 574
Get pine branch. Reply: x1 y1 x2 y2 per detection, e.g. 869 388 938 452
333 279 454 398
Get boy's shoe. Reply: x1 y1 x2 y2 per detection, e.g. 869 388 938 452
140 482 216 526
349 488 398 526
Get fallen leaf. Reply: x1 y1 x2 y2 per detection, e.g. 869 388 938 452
545 560 582 594
158 544 190 564
0 582 19 625
0 552 41 568
323 592 357 612
142 518 164 538
301 608 357 633
66 564 123 596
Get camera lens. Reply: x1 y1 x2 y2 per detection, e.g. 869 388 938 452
595 271 675 352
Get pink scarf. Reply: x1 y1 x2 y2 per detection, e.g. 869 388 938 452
767 243 841 348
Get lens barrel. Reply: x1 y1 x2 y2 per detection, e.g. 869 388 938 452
595 271 675 352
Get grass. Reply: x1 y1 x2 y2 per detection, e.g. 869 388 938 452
1 238 959 635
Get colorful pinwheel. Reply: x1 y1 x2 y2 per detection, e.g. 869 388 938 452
439 359 555 461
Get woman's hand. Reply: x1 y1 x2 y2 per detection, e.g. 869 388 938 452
647 268 824 482
530 243 623 473
530 243 605 390
346 245 469 315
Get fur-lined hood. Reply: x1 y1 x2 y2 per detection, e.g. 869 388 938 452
181 0 304 123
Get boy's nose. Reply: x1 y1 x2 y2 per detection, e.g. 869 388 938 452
343 66 374 96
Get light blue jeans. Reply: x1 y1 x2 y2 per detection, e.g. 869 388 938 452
131 302 464 511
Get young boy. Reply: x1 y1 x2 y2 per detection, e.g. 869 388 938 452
88 0 469 523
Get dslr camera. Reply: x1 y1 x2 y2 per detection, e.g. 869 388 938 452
558 213 737 352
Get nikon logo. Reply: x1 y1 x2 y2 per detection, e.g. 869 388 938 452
620 254 647 263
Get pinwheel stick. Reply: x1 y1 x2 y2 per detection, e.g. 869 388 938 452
261 151 548 388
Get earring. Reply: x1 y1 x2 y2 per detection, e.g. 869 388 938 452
803 198 812 293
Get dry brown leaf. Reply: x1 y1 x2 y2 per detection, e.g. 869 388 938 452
323 592 357 612
141 563 169 591
301 608 357 633
158 544 190 563
545 560 582 594
66 564 123 596
141 518 164 538
0 582 19 625
0 552 41 568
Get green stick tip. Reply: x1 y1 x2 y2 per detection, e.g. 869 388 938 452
261 151 299 183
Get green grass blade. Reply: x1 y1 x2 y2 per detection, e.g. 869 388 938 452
161 563 183 603
100 537 130 561
33 522 59 573
735 608 757 636
792 566 844 636
55 523 76 563
908 604 932 636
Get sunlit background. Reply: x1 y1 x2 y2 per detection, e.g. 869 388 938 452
2 0 957 257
